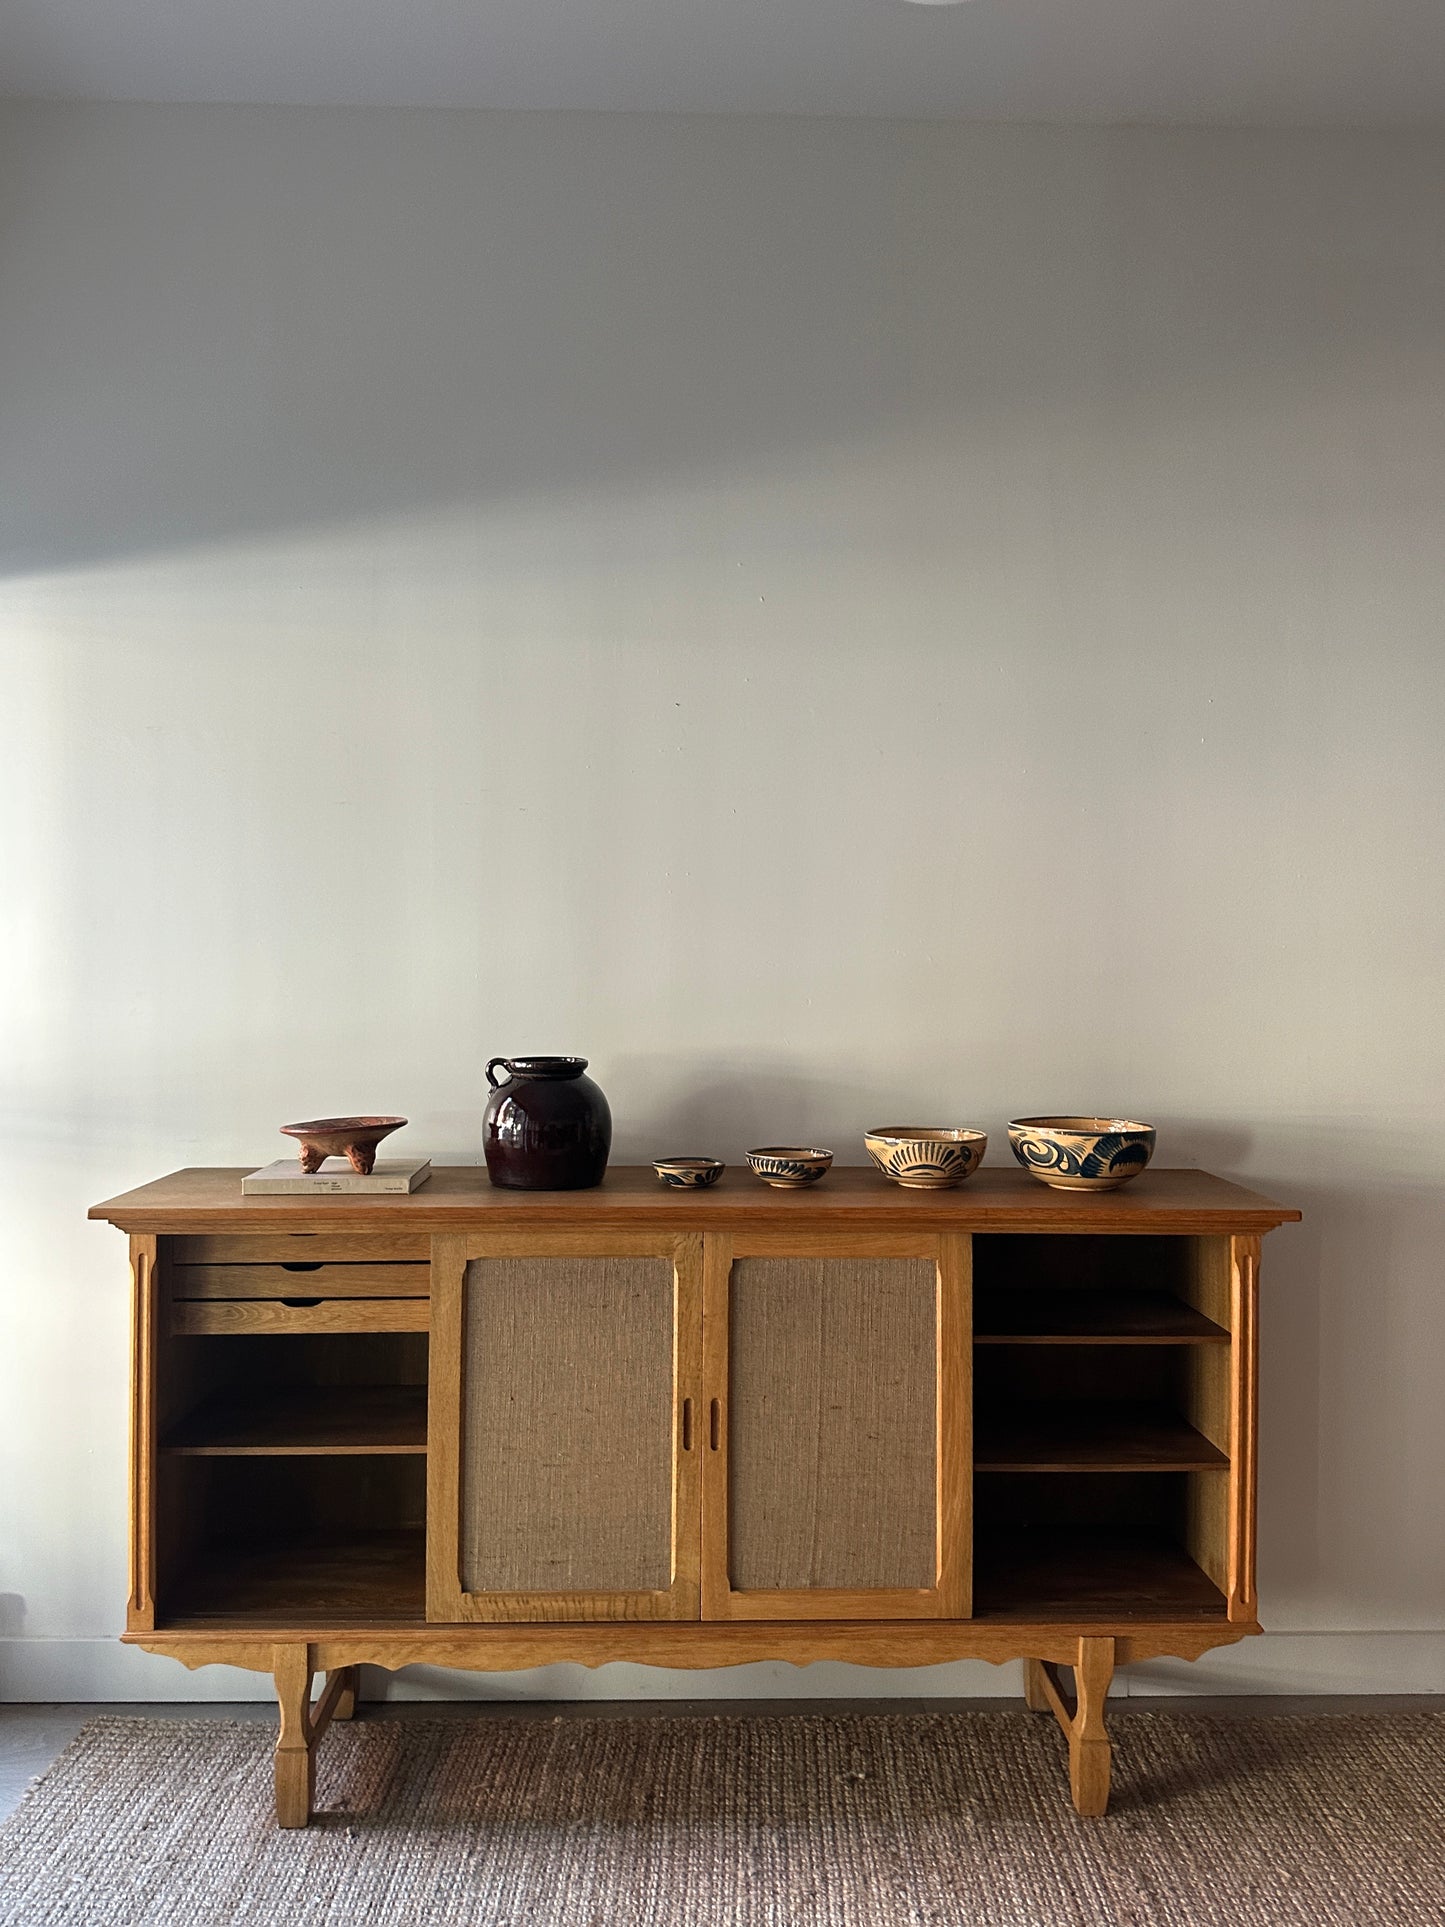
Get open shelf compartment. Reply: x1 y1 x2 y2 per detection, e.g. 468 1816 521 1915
972 1471 1230 1621
974 1341 1231 1465
152 1329 430 1625
972 1233 1232 1343
972 1524 1228 1621
158 1330 428 1451
165 1528 427 1627
162 1383 428 1456
157 1456 428 1627
976 1401 1227 1472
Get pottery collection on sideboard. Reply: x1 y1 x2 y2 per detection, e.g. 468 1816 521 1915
272 1054 1160 1197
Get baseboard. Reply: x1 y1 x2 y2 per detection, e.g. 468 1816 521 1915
0 1642 276 1701
1123 1631 1445 1696
3 1634 1443 1702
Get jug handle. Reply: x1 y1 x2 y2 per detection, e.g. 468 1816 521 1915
485 1058 512 1090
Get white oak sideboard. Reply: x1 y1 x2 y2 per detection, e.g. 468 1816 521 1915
91 1165 1299 1826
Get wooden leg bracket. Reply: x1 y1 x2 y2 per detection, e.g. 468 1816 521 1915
329 1665 360 1721
1022 1639 1115 1816
272 1647 360 1827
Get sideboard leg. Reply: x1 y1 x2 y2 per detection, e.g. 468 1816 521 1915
1026 1641 1116 1816
273 1643 316 1829
326 1666 360 1721
1068 1636 1114 1817
1022 1658 1050 1711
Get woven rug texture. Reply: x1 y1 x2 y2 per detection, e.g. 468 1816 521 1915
1 1711 1443 1926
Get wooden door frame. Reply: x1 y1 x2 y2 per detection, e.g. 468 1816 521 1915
427 1228 703 1623
127 1233 160 1633
700 1228 971 1621
1226 1233 1260 1623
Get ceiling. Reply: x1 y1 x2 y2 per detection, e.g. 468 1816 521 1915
2 0 1442 125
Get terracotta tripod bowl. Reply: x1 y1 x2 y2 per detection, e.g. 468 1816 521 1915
280 1116 407 1176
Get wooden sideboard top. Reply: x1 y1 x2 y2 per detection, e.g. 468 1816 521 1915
90 1164 1300 1234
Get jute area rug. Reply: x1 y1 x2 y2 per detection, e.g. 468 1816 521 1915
2 1711 1443 1926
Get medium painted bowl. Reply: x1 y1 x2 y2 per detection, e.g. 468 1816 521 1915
745 1147 834 1188
280 1115 407 1176
864 1126 987 1189
1007 1117 1156 1192
652 1157 725 1188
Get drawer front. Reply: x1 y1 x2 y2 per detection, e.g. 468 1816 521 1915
171 1262 429 1300
168 1233 430 1264
168 1299 431 1336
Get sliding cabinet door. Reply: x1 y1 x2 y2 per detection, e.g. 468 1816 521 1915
428 1231 702 1621
701 1231 970 1620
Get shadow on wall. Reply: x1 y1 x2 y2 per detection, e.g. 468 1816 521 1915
2 108 1440 576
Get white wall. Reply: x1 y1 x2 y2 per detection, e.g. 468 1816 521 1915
2 104 1443 1701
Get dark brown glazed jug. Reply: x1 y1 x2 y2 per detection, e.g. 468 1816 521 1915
482 1056 612 1189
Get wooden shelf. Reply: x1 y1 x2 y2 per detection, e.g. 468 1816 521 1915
162 1386 427 1456
974 1290 1228 1345
164 1529 426 1626
972 1526 1228 1621
975 1402 1229 1472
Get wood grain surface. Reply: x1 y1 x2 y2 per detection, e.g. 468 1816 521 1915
170 1263 429 1299
168 1299 430 1335
91 1165 1300 1234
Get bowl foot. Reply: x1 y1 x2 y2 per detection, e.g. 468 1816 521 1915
1026 1173 1135 1192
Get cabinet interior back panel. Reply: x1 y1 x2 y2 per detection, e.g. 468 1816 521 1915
461 1257 674 1594
728 1258 937 1591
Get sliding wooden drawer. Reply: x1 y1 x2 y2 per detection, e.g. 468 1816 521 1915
169 1299 431 1336
171 1263 428 1300
168 1234 430 1264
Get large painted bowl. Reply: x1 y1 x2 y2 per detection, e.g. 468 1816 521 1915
1007 1117 1156 1192
864 1127 987 1190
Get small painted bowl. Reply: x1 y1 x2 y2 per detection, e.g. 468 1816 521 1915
864 1127 987 1190
652 1157 725 1188
745 1147 834 1188
1007 1117 1156 1192
280 1115 407 1176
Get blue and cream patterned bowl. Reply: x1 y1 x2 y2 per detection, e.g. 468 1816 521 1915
1007 1117 1156 1192
651 1157 725 1188
864 1127 987 1190
745 1147 834 1188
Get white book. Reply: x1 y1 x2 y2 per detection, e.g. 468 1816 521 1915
241 1158 433 1196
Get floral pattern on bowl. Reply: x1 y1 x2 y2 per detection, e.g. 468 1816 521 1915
1007 1117 1156 1192
651 1157 725 1188
864 1127 987 1190
745 1147 834 1188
